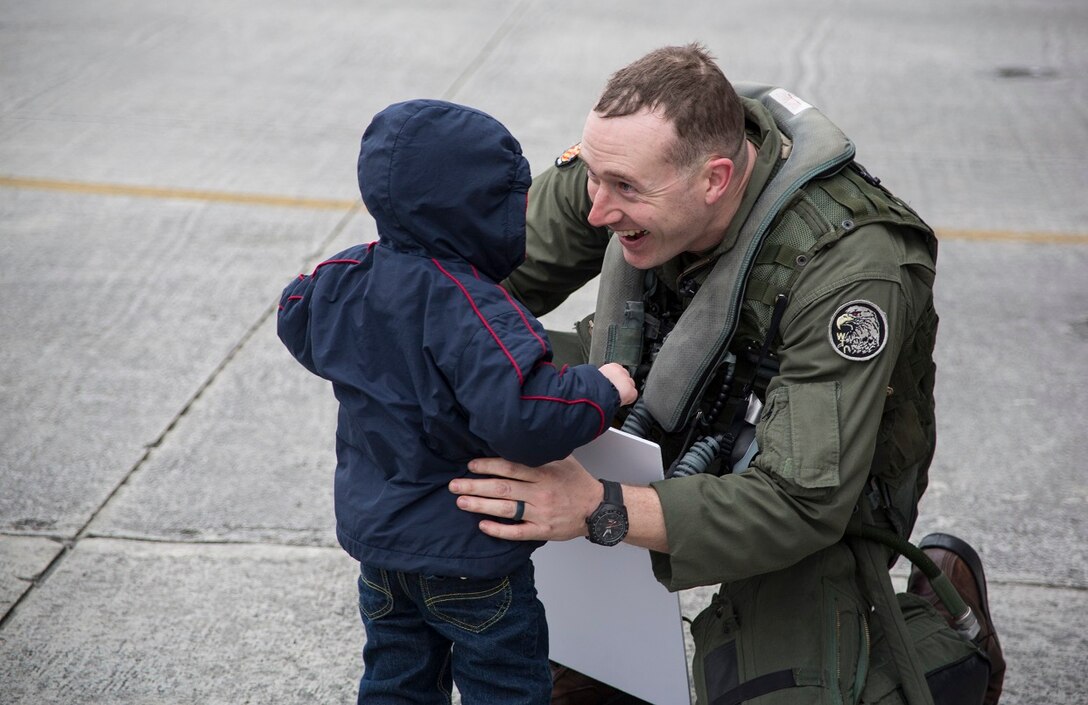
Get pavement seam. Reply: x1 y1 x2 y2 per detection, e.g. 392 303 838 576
442 0 531 101
58 533 345 551
0 205 363 631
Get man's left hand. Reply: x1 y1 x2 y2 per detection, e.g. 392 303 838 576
449 455 603 542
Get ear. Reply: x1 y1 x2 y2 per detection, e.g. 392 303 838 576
704 157 735 205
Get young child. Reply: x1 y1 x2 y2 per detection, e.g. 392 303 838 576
277 99 636 704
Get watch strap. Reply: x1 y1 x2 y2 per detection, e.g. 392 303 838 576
599 479 623 507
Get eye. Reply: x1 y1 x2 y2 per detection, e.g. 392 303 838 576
618 182 635 194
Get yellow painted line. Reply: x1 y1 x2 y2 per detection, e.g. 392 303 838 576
936 227 1088 245
0 175 358 211
2 175 1086 243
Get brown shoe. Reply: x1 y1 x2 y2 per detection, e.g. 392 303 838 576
907 533 1006 705
549 662 651 705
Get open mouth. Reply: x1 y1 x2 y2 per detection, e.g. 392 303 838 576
612 228 649 243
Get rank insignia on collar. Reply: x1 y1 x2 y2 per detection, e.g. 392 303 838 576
555 142 581 168
829 300 888 361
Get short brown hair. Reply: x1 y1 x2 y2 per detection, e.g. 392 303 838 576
594 43 746 170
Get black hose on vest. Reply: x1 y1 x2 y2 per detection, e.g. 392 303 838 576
844 524 980 641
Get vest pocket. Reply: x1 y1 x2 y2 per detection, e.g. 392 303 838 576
826 580 871 705
691 590 828 705
691 592 741 703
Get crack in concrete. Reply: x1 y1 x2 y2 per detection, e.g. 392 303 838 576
442 0 531 102
0 205 362 630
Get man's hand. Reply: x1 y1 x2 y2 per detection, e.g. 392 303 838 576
450 455 671 553
598 362 638 406
449 456 603 541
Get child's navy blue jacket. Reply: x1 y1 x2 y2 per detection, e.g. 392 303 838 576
278 100 621 579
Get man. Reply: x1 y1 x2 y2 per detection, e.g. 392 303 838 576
449 44 1004 705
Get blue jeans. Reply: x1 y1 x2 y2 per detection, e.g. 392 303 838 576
356 560 551 705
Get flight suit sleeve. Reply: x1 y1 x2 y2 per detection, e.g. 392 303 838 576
649 223 935 591
502 159 612 317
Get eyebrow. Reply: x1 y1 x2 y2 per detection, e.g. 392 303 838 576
580 152 639 187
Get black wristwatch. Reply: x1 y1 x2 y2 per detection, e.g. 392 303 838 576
586 479 629 547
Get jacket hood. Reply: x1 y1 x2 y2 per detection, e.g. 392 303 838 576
358 99 532 281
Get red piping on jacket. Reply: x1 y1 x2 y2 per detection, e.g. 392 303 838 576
432 258 607 434
432 258 524 385
535 360 570 376
520 395 607 437
311 258 360 276
280 257 362 311
495 284 547 356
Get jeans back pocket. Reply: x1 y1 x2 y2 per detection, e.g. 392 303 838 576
421 575 512 634
358 563 395 621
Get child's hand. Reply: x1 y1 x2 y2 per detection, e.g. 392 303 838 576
598 363 638 406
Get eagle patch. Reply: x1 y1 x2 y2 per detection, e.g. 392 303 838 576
829 300 887 361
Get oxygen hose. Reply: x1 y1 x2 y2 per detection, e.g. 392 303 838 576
668 435 722 478
845 524 981 641
619 400 655 438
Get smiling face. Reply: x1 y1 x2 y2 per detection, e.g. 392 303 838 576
580 108 727 270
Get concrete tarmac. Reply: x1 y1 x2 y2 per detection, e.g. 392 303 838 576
2 1 1085 703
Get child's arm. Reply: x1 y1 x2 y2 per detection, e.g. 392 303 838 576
453 327 635 467
499 361 628 467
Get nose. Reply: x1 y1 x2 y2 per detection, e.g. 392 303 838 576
586 186 621 228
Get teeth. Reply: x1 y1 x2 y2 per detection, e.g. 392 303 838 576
614 229 648 239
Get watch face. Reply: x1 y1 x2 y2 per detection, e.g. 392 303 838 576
589 508 628 546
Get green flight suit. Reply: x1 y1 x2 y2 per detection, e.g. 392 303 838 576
506 97 953 705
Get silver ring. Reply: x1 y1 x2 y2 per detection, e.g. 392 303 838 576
513 499 525 522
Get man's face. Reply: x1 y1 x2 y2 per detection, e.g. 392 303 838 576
580 108 720 270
